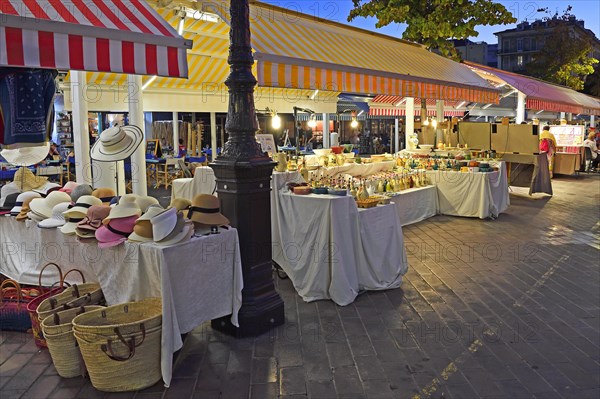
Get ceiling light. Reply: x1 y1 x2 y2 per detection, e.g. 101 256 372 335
272 112 281 129
142 75 157 90
310 89 319 100
422 118 430 126
350 119 359 128
431 119 437 128
535 109 544 115
357 110 364 117
308 114 317 128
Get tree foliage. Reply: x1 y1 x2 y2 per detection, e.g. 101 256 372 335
348 0 516 59
525 7 599 91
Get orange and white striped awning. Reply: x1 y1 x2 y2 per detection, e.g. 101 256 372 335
200 1 498 103
369 108 464 117
370 95 465 117
0 0 191 78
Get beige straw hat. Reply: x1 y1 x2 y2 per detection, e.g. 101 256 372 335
12 167 48 192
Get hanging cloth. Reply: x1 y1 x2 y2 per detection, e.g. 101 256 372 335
0 68 57 146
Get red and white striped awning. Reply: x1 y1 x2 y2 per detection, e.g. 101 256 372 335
0 0 192 78
369 108 464 117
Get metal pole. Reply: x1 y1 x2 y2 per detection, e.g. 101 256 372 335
323 113 330 148
127 75 148 196
394 118 399 154
405 97 415 149
70 71 92 185
210 112 217 161
173 112 179 157
210 0 284 337
516 91 526 124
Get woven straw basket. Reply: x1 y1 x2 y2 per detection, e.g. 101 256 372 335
37 282 102 321
71 298 162 392
41 306 104 378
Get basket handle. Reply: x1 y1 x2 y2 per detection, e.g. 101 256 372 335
38 262 64 290
63 268 86 285
0 279 23 309
100 323 147 362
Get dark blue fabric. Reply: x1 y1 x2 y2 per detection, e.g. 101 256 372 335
0 69 56 145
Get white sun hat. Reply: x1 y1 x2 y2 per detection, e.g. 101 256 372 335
38 202 70 229
155 211 193 247
150 207 178 242
29 191 71 219
90 125 144 162
103 194 141 223
127 205 164 242
10 191 41 216
63 195 102 217
136 196 160 214
1 142 50 166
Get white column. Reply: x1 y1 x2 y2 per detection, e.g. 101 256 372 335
127 75 147 196
172 112 179 157
70 71 92 185
560 112 566 120
405 97 415 149
322 113 330 148
436 100 444 144
516 91 526 124
210 112 218 161
116 161 126 195
566 112 572 122
591 115 595 127
394 118 399 153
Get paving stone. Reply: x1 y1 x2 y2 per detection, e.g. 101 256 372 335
251 357 278 384
21 374 61 399
0 353 36 377
355 356 386 381
171 353 204 378
163 377 197 399
250 382 279 399
280 367 306 395
325 342 354 367
362 379 394 399
220 372 250 399
347 335 376 357
333 365 364 396
303 353 332 381
2 362 48 391
307 380 336 398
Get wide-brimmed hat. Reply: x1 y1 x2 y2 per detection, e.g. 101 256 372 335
15 194 40 221
71 184 93 203
90 125 144 162
29 191 71 219
128 205 164 242
103 194 141 223
32 182 61 197
64 195 102 216
187 194 229 226
27 211 46 223
170 198 191 213
96 215 138 248
12 167 48 192
150 207 178 242
0 193 20 215
59 181 80 194
92 187 117 204
76 205 111 239
155 213 193 247
1 142 50 166
136 196 160 213
11 192 41 216
38 202 70 229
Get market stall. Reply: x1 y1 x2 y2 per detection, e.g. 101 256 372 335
0 216 243 387
270 172 408 306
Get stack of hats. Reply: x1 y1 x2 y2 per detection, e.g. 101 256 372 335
76 205 112 239
29 191 72 222
61 195 103 235
136 196 160 214
38 202 70 229
187 194 230 232
58 181 80 195
0 193 19 215
13 192 42 221
170 198 191 215
96 194 141 248
92 188 117 205
150 207 193 247
128 205 164 242
71 184 93 203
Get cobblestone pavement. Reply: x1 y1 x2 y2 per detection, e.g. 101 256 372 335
1 175 599 399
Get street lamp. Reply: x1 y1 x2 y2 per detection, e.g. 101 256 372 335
256 107 281 130
293 106 316 154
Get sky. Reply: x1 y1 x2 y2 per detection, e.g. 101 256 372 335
260 0 600 44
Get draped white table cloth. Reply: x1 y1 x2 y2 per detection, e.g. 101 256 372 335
425 161 509 219
388 186 439 226
171 166 217 201
0 217 243 387
270 173 408 306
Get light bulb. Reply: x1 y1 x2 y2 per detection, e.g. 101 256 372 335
432 119 438 128
308 117 317 128
272 114 281 129
350 119 358 128
423 119 430 126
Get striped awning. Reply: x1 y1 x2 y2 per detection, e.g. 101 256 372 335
370 95 465 117
369 108 464 117
198 1 498 103
0 0 192 78
466 62 600 116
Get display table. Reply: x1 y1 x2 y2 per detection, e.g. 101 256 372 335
271 172 408 306
0 216 243 387
171 166 217 201
304 158 395 178
554 152 581 176
388 186 439 226
425 161 509 219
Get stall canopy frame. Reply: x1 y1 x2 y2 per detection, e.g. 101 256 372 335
0 0 192 78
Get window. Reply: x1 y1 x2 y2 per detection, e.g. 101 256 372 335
523 38 530 51
517 39 523 51
503 40 509 52
531 38 537 51
517 55 523 67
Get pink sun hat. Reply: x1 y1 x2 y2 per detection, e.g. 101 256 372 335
95 215 138 249
58 181 80 194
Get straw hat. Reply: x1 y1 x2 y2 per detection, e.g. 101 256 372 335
103 194 141 223
12 167 48 192
0 193 20 215
27 211 46 223
170 198 191 213
29 191 71 219
92 187 117 204
32 183 61 197
90 125 144 162
15 194 40 221
1 142 50 166
96 215 138 248
187 194 229 226
128 205 164 242
76 205 111 239
155 214 193 247
136 196 160 214
64 195 102 217
71 184 93 203
0 184 21 207
38 202 70 229
59 181 80 194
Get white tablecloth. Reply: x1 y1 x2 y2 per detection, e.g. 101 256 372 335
171 166 217 201
307 160 395 179
0 216 243 387
425 161 509 219
388 186 439 226
270 173 408 306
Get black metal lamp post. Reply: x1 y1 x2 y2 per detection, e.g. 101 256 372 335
210 0 284 337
